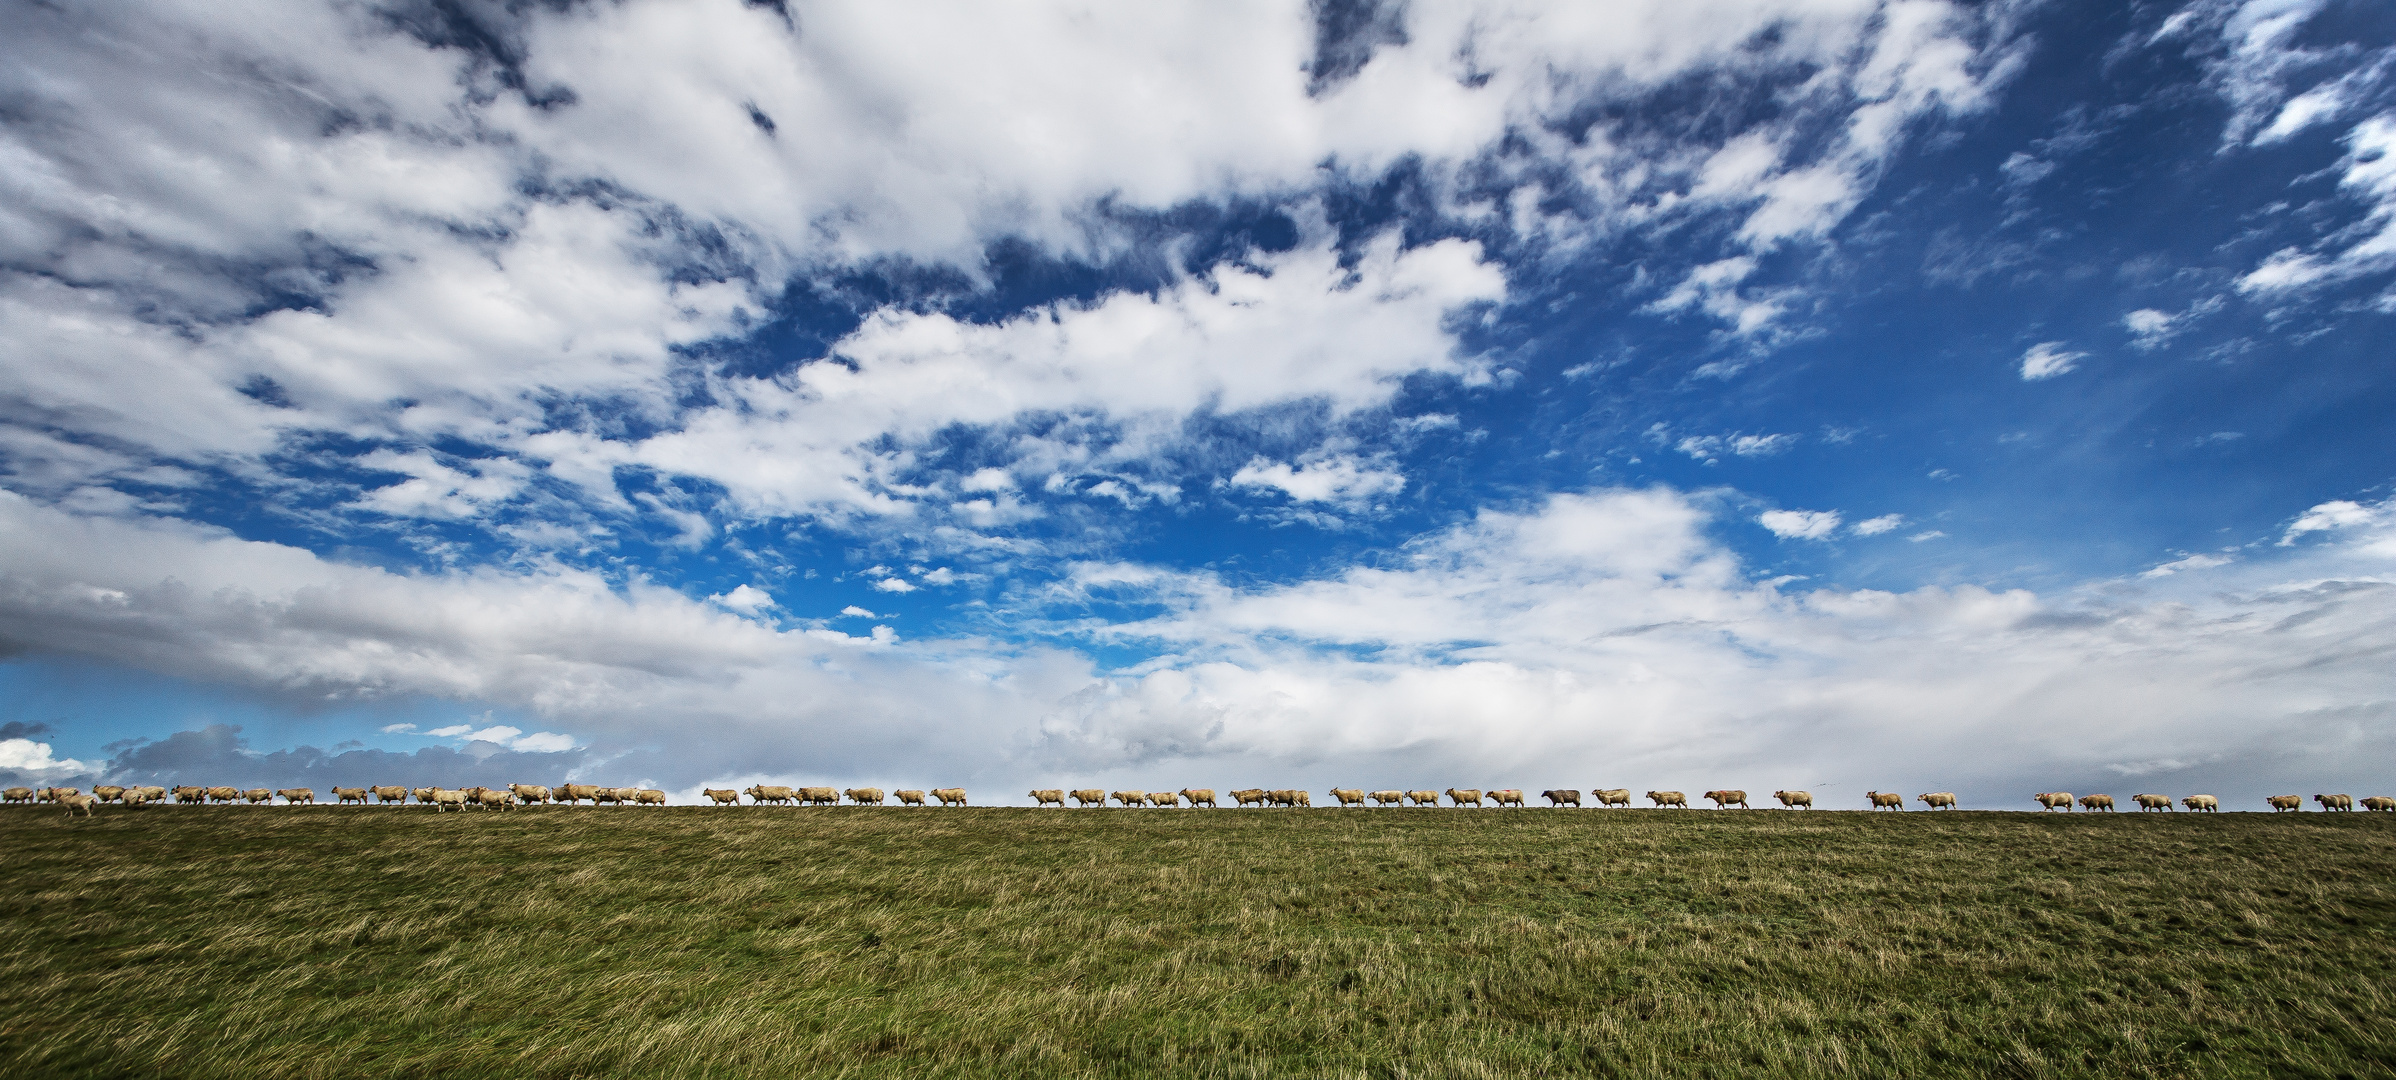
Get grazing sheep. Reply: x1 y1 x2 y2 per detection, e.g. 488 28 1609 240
2132 794 2172 812
1407 790 1441 806
1073 789 1110 807
1866 791 1904 810
2314 794 2354 812
1149 792 1181 807
1541 789 1581 807
1180 788 1218 808
1490 789 1526 807
1029 789 1066 807
2 788 30 804
93 786 126 803
2181 795 2219 812
1774 790 1812 809
277 788 314 805
2035 792 2074 811
1232 788 1270 807
1112 790 1145 807
1369 790 1405 806
702 788 740 805
2267 794 2302 812
1330 788 1367 807
243 789 272 804
1447 788 1484 807
894 790 927 806
1593 789 1633 807
207 786 241 804
60 794 96 818
334 787 370 806
2078 794 2115 812
932 788 969 807
1646 790 1687 808
799 787 840 806
1704 790 1749 809
2360 796 2394 812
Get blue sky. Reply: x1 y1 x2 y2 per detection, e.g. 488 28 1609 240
3 0 2393 806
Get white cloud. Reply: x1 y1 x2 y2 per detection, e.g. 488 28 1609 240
0 738 97 779
2123 308 2176 349
1674 432 1798 462
1851 514 1906 536
1229 454 1407 507
840 606 878 618
2237 247 2335 294
2282 498 2381 544
2142 553 2233 578
710 585 776 614
872 578 920 593
1759 509 1843 540
2018 341 2085 380
1908 530 1947 542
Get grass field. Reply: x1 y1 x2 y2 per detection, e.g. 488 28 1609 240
2 805 2392 1079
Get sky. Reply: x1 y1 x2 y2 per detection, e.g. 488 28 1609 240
2 0 2393 808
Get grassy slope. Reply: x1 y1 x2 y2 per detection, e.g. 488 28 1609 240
1 806 2391 1079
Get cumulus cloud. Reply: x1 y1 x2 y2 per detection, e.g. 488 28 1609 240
1851 514 1906 536
1759 509 1843 540
2282 498 2382 544
2018 341 2085 380
710 585 776 614
1229 454 1406 507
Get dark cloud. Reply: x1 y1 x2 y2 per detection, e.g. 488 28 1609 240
104 724 595 791
0 721 54 740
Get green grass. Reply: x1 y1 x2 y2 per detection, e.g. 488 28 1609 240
2 806 2392 1079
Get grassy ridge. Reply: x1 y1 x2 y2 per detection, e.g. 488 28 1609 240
1 806 2391 1078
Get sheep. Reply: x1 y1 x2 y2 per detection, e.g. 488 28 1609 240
2360 796 2395 812
555 784 600 805
1407 790 1441 806
93 786 126 803
1593 789 1633 807
1230 788 1269 807
60 794 96 818
1293 790 1311 807
430 788 469 812
206 786 241 804
1866 791 1903 810
1490 789 1526 807
1369 790 1405 806
632 789 665 806
932 788 969 807
2035 792 2074 811
334 787 370 806
120 789 156 807
2267 794 2302 812
1180 788 1218 808
277 788 314 805
1704 790 1749 809
2181 795 2219 812
843 787 885 806
1073 789 1110 807
591 788 624 805
1918 792 1958 810
894 790 927 806
2132 793 2172 812
510 784 551 805
1112 790 1145 807
172 785 204 804
742 785 792 805
1029 789 1066 807
2078 794 2115 812
477 788 514 810
2 788 30 804
1646 790 1687 808
799 787 840 805
242 789 272 804
412 787 439 804
1148 792 1181 807
1541 789 1582 807
1330 788 1367 807
703 788 741 805
1773 790 1812 809
2314 794 2354 812
372 786 409 804
1447 788 1484 807
1262 789 1311 807
130 786 167 805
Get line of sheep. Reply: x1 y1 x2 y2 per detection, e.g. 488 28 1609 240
3 783 673 814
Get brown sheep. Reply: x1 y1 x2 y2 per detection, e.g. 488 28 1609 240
2132 793 2172 812
2181 794 2219 812
1592 788 1633 807
243 788 272 804
1773 790 1812 809
1541 789 1581 807
1406 790 1440 806
1330 788 1367 807
589 787 625 805
2267 794 2301 812
799 787 840 805
1262 789 1311 807
932 788 969 807
207 786 241 804
277 788 314 805
509 784 551 805
555 784 600 805
1148 792 1180 807
1866 791 1903 810
634 789 666 806
1112 790 1145 807
120 789 156 807
2034 792 2074 811
334 787 370 806
2078 794 2115 812
93 786 126 803
743 785 794 805
1646 790 1687 808
60 794 96 818
1447 788 1484 807
1490 789 1526 807
1232 788 1270 807
477 788 514 810
1369 790 1405 806
2360 796 2395 812
894 789 927 806
371 785 408 804
1029 789 1066 807
1917 792 1958 810
2314 793 2354 812
172 785 204 804
412 786 439 804
1073 789 1110 807
703 788 740 805
2 788 31 804
1293 790 1311 807
1180 788 1218 808
430 788 469 812
1704 790 1749 809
